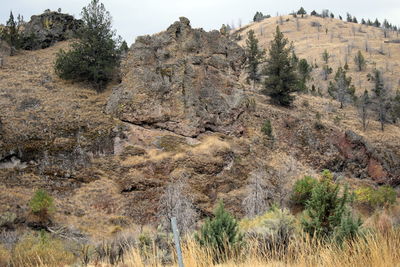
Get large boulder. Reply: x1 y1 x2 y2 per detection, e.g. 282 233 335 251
106 17 247 137
22 11 82 49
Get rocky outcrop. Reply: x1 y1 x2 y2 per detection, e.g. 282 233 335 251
107 17 247 137
22 11 82 49
333 130 400 185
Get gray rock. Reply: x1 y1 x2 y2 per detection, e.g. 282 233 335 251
107 17 246 137
22 11 82 49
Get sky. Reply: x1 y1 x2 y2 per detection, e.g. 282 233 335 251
1 0 400 44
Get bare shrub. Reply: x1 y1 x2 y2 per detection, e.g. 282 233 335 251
158 177 198 234
243 169 271 217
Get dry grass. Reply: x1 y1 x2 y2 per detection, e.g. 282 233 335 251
81 229 400 267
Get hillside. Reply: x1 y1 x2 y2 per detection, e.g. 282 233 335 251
0 13 400 265
236 15 400 97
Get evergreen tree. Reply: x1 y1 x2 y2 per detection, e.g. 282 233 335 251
346 13 353 22
354 50 366 71
373 18 381 27
253 12 266 22
302 170 361 242
339 15 343 20
195 201 243 262
361 18 366 25
297 7 307 18
391 90 400 123
353 16 358 23
54 0 121 91
358 90 371 131
262 26 299 106
1 11 22 54
298 58 312 92
119 40 129 54
328 67 355 108
245 30 265 88
368 69 390 131
310 10 318 16
322 49 330 64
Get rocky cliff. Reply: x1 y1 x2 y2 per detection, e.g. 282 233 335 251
107 17 247 137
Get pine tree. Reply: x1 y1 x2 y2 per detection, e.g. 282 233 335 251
310 10 318 16
353 16 358 24
368 69 390 131
373 18 381 28
302 170 361 241
392 90 400 123
358 90 371 131
298 59 312 92
195 201 243 262
322 49 330 64
1 11 22 54
245 30 265 88
297 7 307 18
361 18 366 25
354 50 366 71
328 67 355 108
262 26 299 106
54 0 121 91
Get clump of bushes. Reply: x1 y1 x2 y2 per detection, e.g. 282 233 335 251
355 185 397 208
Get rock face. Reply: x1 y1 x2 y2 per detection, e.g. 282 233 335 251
333 130 400 185
22 11 82 49
107 17 247 137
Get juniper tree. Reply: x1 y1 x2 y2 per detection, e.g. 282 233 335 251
354 50 366 71
301 170 361 242
195 201 243 262
368 69 390 131
262 26 299 106
310 10 318 16
361 18 366 25
245 30 265 88
322 49 330 64
358 90 371 131
54 0 121 91
328 67 355 108
1 12 22 54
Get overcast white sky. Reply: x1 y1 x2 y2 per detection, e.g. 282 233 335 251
1 0 400 44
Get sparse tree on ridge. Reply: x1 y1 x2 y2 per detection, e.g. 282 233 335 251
297 7 307 18
245 30 265 89
262 26 299 106
298 58 312 92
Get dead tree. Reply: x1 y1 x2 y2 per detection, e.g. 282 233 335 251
158 177 198 234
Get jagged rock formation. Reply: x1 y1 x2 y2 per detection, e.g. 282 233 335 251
22 11 82 49
107 17 247 137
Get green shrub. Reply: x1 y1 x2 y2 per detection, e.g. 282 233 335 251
291 176 318 206
301 170 361 243
261 120 273 138
355 185 397 208
195 201 243 262
29 189 55 220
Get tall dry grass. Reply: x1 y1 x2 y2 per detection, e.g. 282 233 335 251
86 229 400 267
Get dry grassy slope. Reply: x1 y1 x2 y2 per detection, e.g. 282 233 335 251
0 19 399 240
236 15 400 150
